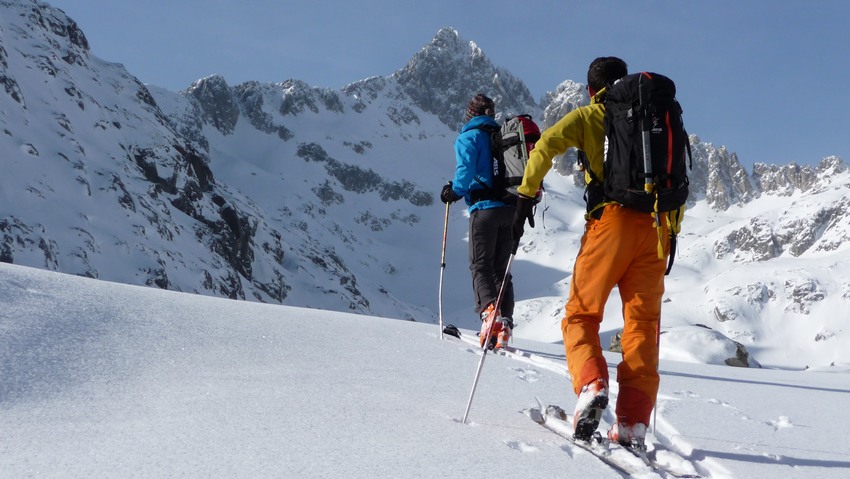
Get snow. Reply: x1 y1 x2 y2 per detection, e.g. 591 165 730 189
659 326 749 366
3 262 849 478
3 4 850 476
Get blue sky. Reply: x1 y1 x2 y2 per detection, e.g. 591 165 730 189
53 0 849 169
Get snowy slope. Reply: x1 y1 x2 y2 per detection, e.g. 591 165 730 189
2 262 849 478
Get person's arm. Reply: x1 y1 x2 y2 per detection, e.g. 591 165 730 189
452 131 479 196
517 108 586 197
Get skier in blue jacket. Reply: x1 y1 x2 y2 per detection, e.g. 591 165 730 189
440 93 515 349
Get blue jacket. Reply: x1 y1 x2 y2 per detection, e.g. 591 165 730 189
452 116 511 213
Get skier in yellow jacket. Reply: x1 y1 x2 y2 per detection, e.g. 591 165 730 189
512 57 669 449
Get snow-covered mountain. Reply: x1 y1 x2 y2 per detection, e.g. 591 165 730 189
1 0 848 369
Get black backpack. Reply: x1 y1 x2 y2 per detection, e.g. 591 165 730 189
471 114 542 205
601 72 691 213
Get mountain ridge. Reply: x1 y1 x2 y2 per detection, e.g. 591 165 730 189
1 1 847 368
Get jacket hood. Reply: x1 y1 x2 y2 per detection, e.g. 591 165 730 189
461 115 498 133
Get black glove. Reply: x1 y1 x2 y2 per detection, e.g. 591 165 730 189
512 194 536 253
440 181 462 204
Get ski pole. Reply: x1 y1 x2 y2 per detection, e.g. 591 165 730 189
651 309 662 436
639 72 654 196
462 253 515 424
438 202 450 340
640 73 665 260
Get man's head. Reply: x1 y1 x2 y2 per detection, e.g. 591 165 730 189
587 57 628 95
466 93 495 122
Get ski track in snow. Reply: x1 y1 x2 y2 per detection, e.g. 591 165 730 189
4 262 850 477
449 327 832 478
451 330 710 477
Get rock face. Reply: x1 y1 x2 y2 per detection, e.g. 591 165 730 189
752 157 845 196
686 138 756 209
187 75 240 135
609 325 757 368
713 217 784 262
539 80 589 129
0 0 271 299
707 157 850 263
393 27 540 130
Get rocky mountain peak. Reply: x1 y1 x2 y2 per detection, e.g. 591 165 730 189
392 27 539 130
0 0 92 107
187 75 239 135
539 80 589 129
686 139 756 210
752 155 847 196
12 0 89 51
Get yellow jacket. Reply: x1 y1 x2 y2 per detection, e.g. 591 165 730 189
518 87 685 263
517 89 607 198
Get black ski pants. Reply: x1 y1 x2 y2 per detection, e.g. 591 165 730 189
468 205 515 319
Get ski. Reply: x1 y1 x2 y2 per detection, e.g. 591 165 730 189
442 324 569 376
446 324 700 477
528 405 652 477
615 437 701 478
622 444 701 479
528 404 701 478
443 323 527 359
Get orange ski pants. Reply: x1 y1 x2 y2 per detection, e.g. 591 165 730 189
562 204 669 426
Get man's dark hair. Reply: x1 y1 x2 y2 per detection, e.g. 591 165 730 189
466 93 496 121
587 57 628 91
